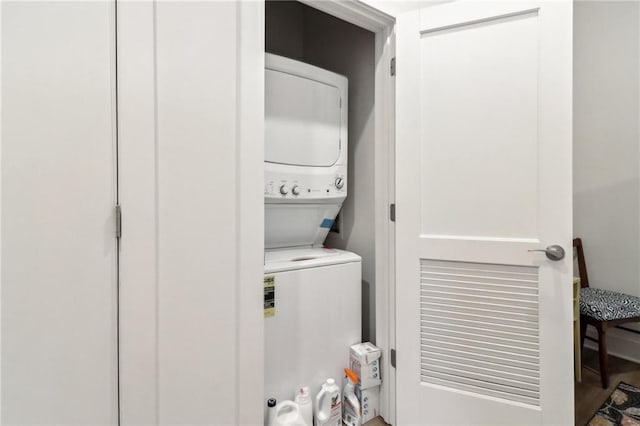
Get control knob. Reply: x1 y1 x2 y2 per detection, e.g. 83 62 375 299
335 177 344 190
291 185 301 196
279 185 289 195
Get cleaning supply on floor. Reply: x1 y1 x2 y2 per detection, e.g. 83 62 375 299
267 398 278 426
314 378 341 426
349 342 381 389
342 369 361 426
355 384 380 423
294 386 313 426
272 400 308 426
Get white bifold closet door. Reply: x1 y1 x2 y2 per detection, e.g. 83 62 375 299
2 2 118 424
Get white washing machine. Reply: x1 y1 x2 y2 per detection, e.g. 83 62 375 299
263 54 361 419
264 247 361 408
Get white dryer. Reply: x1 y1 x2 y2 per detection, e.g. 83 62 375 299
264 53 348 249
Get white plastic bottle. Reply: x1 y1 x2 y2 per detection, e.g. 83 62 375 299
314 378 341 426
267 398 278 426
294 386 313 426
342 369 361 426
272 400 307 426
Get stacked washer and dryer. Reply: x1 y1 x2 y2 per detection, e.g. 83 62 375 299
264 53 362 417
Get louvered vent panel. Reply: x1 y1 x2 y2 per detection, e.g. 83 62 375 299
420 259 540 406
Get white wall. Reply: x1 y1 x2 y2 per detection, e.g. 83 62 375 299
118 2 264 424
574 1 640 360
2 2 118 424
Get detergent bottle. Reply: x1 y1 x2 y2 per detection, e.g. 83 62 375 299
272 400 308 426
314 378 341 426
342 369 361 426
294 386 313 426
267 398 278 426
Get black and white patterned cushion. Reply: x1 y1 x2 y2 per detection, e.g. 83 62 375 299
580 287 640 321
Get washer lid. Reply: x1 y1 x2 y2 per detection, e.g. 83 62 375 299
264 247 361 273
265 69 342 167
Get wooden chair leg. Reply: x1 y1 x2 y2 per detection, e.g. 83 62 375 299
595 322 609 389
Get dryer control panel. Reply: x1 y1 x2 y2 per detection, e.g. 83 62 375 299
264 167 347 202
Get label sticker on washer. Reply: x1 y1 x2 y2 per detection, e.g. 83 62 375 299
264 275 275 318
320 218 334 229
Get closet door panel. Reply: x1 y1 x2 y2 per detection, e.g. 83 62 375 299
118 2 264 424
2 2 118 424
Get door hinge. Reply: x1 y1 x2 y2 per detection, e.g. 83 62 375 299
390 203 396 222
390 57 396 76
115 204 122 239
390 348 396 368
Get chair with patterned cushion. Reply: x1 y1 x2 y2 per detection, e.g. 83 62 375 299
574 237 640 388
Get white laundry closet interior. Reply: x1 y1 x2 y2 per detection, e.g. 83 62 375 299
265 0 377 342
263 0 380 421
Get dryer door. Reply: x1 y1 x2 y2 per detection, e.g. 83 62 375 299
265 69 342 167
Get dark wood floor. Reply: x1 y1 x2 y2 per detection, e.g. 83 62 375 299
575 348 640 426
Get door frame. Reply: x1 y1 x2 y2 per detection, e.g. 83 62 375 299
297 1 397 422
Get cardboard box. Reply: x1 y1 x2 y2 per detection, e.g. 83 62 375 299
355 384 380 423
349 342 381 389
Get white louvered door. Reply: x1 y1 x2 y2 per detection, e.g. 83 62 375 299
395 2 573 424
419 260 540 406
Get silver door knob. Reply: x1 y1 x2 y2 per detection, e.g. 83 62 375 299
528 245 565 261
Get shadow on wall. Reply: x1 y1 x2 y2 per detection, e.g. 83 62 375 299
362 280 375 342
